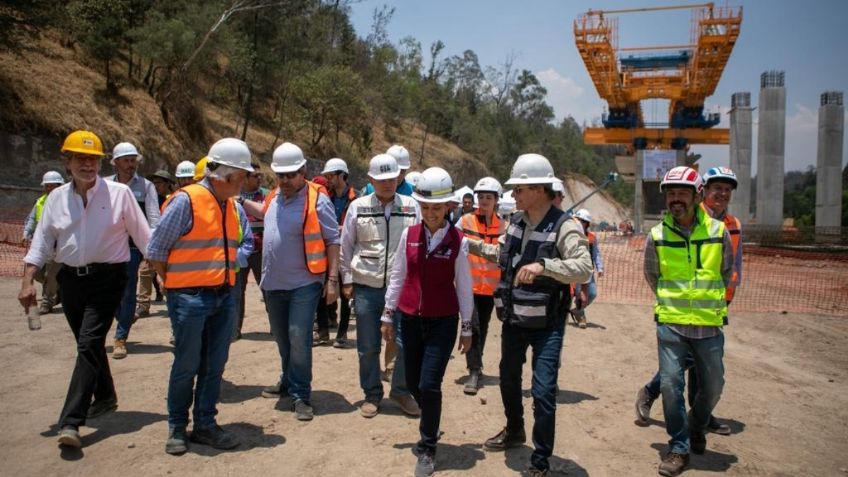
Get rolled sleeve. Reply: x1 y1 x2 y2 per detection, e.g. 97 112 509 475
144 180 161 229
147 192 192 262
316 194 340 246
540 220 593 284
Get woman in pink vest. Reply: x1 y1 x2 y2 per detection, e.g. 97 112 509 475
382 167 474 477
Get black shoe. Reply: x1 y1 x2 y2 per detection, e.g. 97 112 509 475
635 386 655 424
154 292 164 302
190 425 239 450
293 399 314 421
165 427 188 455
658 451 689 476
483 427 526 451
690 428 707 455
57 425 82 448
261 380 289 399
87 396 118 419
707 415 731 435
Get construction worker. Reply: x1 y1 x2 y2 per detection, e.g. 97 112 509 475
455 176 505 395
315 157 359 347
552 181 565 209
473 153 593 477
460 192 475 216
136 170 175 316
636 166 742 435
382 167 473 477
18 130 151 449
363 144 414 195
147 138 253 455
258 142 340 422
105 142 160 359
174 160 196 188
644 166 733 477
23 170 66 314
571 208 604 329
232 162 269 341
340 153 421 419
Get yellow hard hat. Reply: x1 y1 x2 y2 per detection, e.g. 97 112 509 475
194 156 209 181
61 130 106 157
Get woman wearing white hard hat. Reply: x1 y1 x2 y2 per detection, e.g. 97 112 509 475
570 208 603 329
382 167 473 477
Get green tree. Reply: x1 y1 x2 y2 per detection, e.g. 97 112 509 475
67 0 132 91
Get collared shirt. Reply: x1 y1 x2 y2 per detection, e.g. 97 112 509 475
105 173 161 229
24 176 151 268
261 184 340 291
643 213 734 339
146 179 253 267
383 224 474 336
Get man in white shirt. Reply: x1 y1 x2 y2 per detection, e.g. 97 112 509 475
18 130 151 450
105 142 160 359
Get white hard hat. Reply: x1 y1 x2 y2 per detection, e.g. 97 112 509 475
412 167 454 203
368 153 400 180
321 157 349 175
703 166 738 189
208 138 254 172
661 166 703 193
111 142 141 164
271 142 307 173
474 177 503 196
175 160 196 178
41 170 65 185
574 208 592 223
552 181 564 194
504 153 561 186
386 144 411 170
498 190 516 215
405 171 422 186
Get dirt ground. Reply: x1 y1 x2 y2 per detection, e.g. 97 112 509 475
1 276 846 477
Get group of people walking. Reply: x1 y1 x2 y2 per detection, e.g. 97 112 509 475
18 128 742 477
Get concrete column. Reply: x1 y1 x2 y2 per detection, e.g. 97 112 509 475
756 71 786 225
729 92 753 223
816 91 844 228
634 150 644 233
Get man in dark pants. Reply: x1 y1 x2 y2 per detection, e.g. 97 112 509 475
18 130 151 449
233 163 269 341
469 154 592 477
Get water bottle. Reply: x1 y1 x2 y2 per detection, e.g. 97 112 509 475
27 306 42 331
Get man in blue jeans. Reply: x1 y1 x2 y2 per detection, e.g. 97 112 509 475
645 166 733 476
469 154 592 477
340 153 421 419
148 138 254 455
106 142 160 359
256 142 340 422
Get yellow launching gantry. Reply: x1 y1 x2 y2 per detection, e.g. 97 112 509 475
574 3 742 151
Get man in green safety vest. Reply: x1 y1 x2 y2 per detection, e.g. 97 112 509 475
22 170 66 314
644 166 733 477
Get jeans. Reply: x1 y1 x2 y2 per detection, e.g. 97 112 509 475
354 284 409 401
646 354 698 406
167 286 236 429
265 282 323 403
465 294 494 371
402 314 458 456
657 324 725 454
114 247 143 340
56 264 126 427
235 251 263 337
315 272 351 339
500 316 566 472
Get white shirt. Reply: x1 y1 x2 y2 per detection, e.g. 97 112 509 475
383 224 474 336
24 176 152 268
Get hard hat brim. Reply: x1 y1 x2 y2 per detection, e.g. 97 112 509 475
413 192 454 203
321 167 349 175
270 160 304 173
112 152 142 161
397 163 411 170
61 147 106 157
504 177 562 186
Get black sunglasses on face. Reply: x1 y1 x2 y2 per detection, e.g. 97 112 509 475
276 171 300 180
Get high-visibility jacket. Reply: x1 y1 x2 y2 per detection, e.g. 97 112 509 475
700 203 741 302
34 194 48 223
651 207 728 326
460 212 503 296
263 181 328 275
164 184 239 289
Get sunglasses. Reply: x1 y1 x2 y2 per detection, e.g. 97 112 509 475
276 171 301 180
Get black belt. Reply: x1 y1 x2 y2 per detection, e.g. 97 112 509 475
62 263 125 277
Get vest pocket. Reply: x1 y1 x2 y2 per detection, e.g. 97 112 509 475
508 287 553 329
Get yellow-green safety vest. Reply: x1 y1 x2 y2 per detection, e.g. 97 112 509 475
651 207 727 327
34 194 48 223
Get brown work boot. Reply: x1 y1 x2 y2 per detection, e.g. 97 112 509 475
360 400 379 418
658 451 689 477
391 393 421 416
113 339 128 359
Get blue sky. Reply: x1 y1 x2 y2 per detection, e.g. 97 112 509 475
349 0 848 174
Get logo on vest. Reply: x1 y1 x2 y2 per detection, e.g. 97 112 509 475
431 248 452 259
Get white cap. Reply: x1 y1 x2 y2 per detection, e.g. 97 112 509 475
412 167 454 203
386 144 411 170
175 161 196 178
505 153 561 185
405 171 422 187
368 153 400 180
271 142 307 173
41 170 65 185
574 208 592 223
473 177 503 196
321 157 349 175
208 138 254 172
111 142 141 164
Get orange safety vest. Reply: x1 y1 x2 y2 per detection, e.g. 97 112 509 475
701 203 741 302
461 212 503 296
263 181 328 275
163 184 239 289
